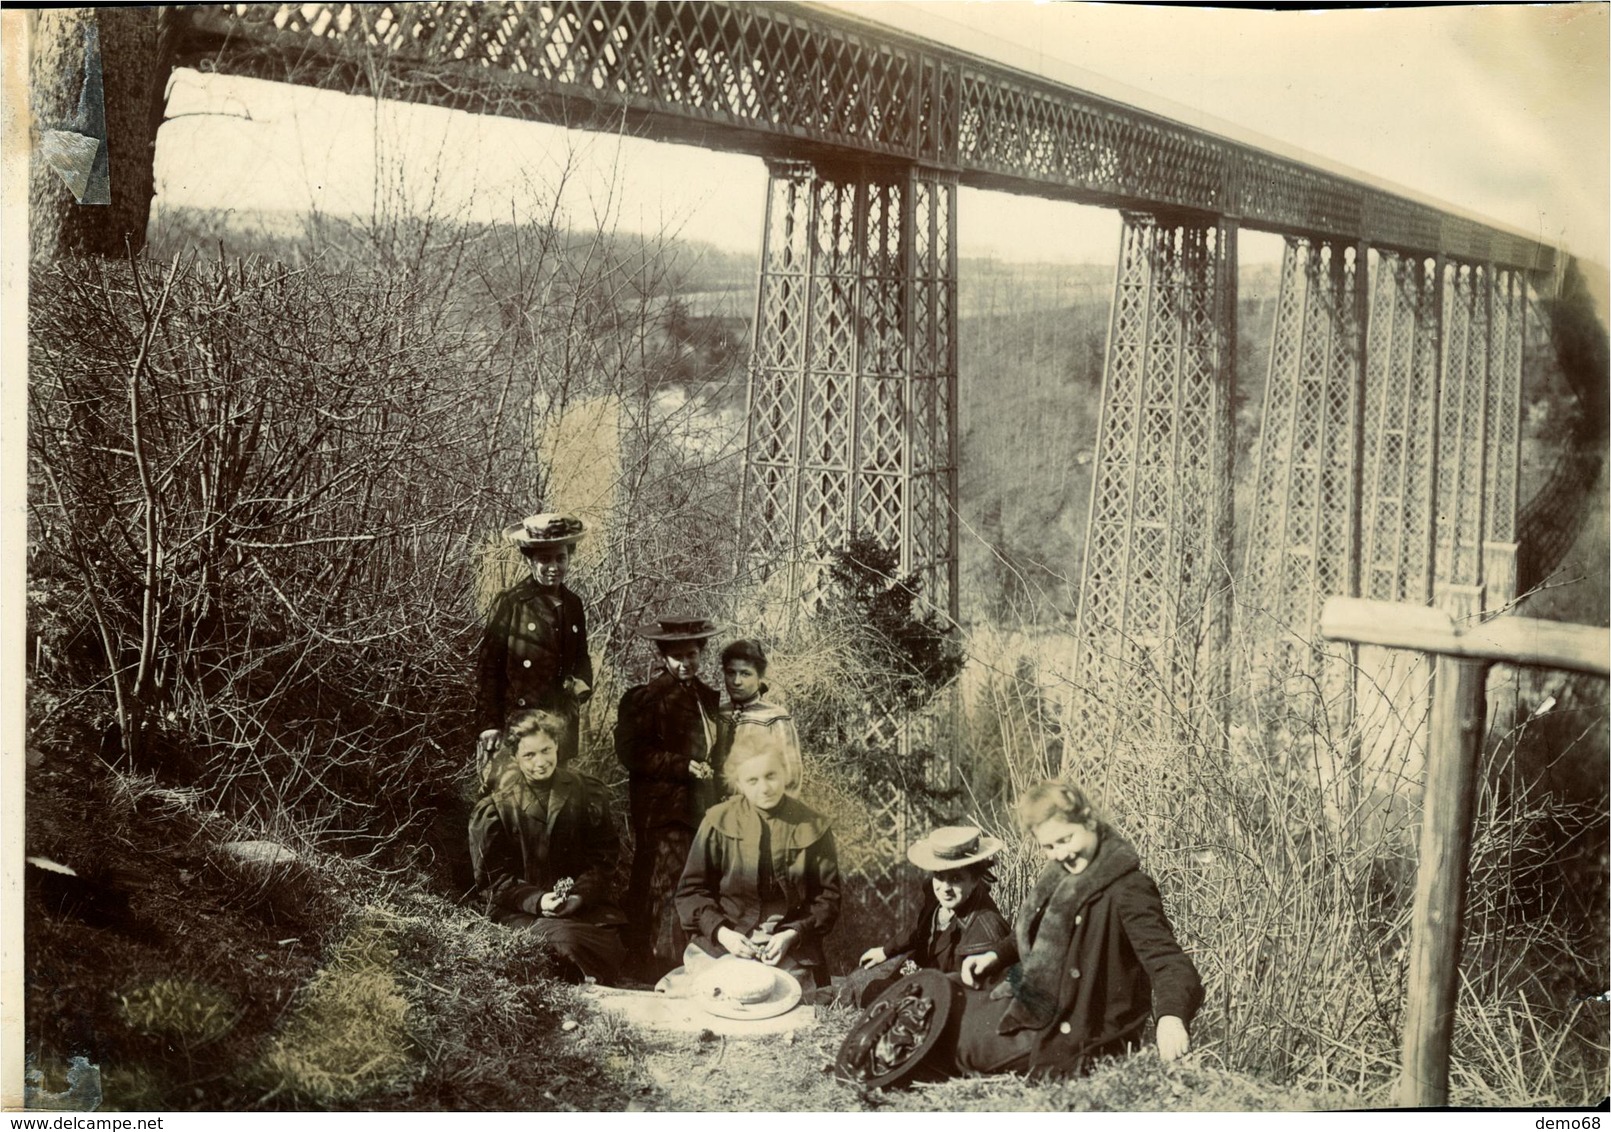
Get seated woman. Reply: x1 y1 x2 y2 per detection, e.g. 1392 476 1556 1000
949 780 1202 1078
841 825 1011 1008
469 709 627 985
674 725 840 995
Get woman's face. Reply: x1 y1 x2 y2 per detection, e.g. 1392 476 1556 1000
660 641 703 681
724 659 762 703
733 751 787 813
1033 817 1100 873
931 867 979 911
513 731 559 784
524 544 572 589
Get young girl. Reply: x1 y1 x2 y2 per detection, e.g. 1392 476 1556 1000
843 825 1011 1007
711 639 802 808
674 726 841 994
952 780 1202 1077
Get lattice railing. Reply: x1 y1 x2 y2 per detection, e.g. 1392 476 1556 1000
180 2 1555 270
1066 214 1232 759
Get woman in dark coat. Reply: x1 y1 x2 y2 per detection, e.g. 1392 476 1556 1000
841 825 1011 1007
675 725 841 994
476 513 593 792
951 780 1202 1077
469 709 627 984
614 614 722 978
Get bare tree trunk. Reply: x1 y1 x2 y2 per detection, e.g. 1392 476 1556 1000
28 6 172 262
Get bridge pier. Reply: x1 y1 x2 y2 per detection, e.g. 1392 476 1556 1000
739 159 958 624
1066 212 1237 769
1244 238 1365 725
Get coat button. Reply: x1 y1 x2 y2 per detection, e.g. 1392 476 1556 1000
527 622 538 631
516 698 527 707
523 660 532 668
1074 915 1083 927
1058 1022 1072 1035
1070 968 1080 979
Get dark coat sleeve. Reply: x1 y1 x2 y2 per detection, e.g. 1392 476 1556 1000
886 887 934 956
781 830 841 941
566 778 620 911
614 687 692 779
1115 872 1204 1025
476 591 514 733
962 906 1012 957
468 794 542 917
675 816 731 942
572 596 594 692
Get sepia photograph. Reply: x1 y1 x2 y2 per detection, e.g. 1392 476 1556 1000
7 0 1608 1116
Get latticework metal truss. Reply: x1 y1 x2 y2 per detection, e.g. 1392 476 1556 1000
1067 214 1235 758
1483 269 1527 612
1435 263 1494 618
740 160 957 618
1360 252 1440 606
1244 238 1363 705
181 2 1553 270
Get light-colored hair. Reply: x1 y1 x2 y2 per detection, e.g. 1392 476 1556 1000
723 725 802 794
1016 779 1102 836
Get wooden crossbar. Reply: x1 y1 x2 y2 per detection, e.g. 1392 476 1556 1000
1320 596 1608 1107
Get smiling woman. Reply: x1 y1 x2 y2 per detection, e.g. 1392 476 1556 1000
467 709 629 985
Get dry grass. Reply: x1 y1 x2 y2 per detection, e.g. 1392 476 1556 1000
252 909 416 1106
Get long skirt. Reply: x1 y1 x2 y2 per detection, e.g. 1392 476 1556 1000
951 984 1136 1078
625 822 692 979
501 913 626 985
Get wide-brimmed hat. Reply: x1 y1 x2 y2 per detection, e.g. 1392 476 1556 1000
503 513 585 549
906 826 1004 872
633 613 720 643
834 970 959 1089
690 956 802 1020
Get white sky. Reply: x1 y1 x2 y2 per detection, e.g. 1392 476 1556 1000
153 2 1609 267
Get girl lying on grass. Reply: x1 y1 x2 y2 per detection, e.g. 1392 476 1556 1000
840 825 1011 1008
675 725 841 994
948 779 1202 1077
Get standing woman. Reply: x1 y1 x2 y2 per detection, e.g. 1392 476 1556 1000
614 613 721 979
477 513 593 791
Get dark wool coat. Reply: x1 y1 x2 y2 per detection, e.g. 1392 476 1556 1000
468 767 627 927
886 886 1011 975
614 671 721 833
477 579 592 733
959 833 1202 1076
675 794 841 973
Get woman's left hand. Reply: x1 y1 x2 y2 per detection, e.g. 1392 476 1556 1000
761 928 799 965
1156 1015 1190 1061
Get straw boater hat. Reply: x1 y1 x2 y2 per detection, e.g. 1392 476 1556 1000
690 956 802 1020
906 826 1004 872
502 512 586 549
633 613 720 643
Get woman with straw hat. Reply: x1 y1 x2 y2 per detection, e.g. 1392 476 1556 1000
476 513 593 791
838 825 1011 1008
614 612 722 979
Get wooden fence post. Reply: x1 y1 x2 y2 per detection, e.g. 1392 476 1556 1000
1395 653 1488 1107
